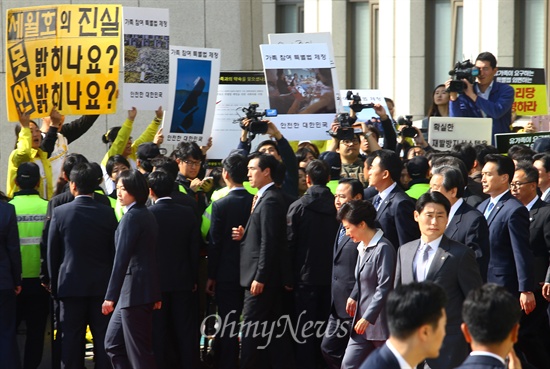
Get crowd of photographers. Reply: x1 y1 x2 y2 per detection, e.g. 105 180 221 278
2 51 549 369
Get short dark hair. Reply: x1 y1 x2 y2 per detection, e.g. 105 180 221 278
416 191 451 216
116 170 149 205
476 52 497 69
451 143 477 172
387 282 447 339
248 152 279 180
533 153 550 172
106 155 130 177
474 144 498 168
89 162 104 187
69 163 97 195
431 155 469 187
508 145 535 163
484 154 515 184
338 178 365 199
305 159 330 185
296 147 317 163
462 284 521 344
151 156 179 182
256 140 280 156
222 154 248 184
147 171 173 198
431 165 465 198
337 200 376 229
373 149 402 183
63 153 89 178
175 142 202 161
515 162 539 184
16 162 40 190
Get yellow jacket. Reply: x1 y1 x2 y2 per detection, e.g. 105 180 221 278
101 117 161 167
7 127 53 199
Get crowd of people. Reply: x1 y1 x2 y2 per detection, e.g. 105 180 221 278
1 50 549 369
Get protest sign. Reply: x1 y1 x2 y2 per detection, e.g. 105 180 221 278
495 68 548 116
428 117 492 150
123 7 170 110
164 46 221 145
495 131 550 153
6 5 122 120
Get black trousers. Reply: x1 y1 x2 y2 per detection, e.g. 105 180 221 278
0 288 20 369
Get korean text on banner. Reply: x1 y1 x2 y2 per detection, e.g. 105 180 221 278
6 5 122 121
495 68 548 116
428 117 492 150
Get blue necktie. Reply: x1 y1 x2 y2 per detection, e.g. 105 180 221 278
337 227 346 245
484 202 495 219
373 195 381 210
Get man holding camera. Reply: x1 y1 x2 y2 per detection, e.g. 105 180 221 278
446 52 515 143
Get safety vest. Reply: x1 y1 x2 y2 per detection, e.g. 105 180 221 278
94 189 121 221
9 194 48 278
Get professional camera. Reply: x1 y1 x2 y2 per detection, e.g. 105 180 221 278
239 103 277 135
448 59 479 93
328 112 358 141
346 90 375 113
397 115 418 138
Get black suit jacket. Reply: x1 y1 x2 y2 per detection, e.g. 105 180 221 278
528 199 550 284
331 224 359 319
208 189 253 287
105 204 161 308
0 201 21 290
454 354 506 369
47 196 117 298
396 235 483 369
445 200 489 281
360 343 400 369
373 185 419 249
477 191 534 294
149 198 199 292
240 185 289 288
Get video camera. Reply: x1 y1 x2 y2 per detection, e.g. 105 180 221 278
346 91 375 113
448 59 479 93
239 103 278 135
328 113 359 141
397 115 418 138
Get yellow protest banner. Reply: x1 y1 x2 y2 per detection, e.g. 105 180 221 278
495 68 548 116
6 5 121 121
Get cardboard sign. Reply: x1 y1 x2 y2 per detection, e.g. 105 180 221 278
495 131 550 153
164 45 221 145
495 68 548 116
428 117 492 150
122 7 170 110
6 5 122 120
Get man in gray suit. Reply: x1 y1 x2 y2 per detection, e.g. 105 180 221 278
395 192 483 369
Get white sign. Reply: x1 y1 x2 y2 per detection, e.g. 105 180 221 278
209 71 270 160
123 7 170 110
259 43 339 141
164 46 221 145
428 117 492 150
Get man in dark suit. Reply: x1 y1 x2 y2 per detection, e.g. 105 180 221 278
510 163 550 368
430 165 490 280
205 154 253 369
361 282 448 369
395 192 483 369
147 171 200 369
287 160 339 369
321 178 363 369
456 284 522 369
368 150 419 249
533 153 550 203
233 153 293 369
477 154 536 313
0 198 22 369
47 163 117 369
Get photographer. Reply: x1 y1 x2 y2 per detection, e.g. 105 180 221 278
237 119 299 197
446 52 515 143
357 104 398 153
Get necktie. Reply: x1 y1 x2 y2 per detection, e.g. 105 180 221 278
337 227 346 245
484 202 495 219
250 195 259 214
415 244 431 282
373 195 381 210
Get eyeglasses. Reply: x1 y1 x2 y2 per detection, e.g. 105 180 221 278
510 181 536 189
341 139 359 146
182 159 202 167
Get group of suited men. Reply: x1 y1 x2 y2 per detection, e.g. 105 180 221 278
4 130 550 369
